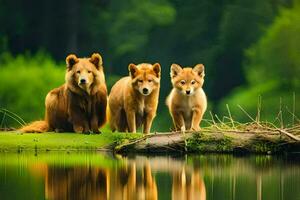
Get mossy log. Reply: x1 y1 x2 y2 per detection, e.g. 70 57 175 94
114 129 300 154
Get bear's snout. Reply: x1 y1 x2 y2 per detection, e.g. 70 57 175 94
80 79 86 84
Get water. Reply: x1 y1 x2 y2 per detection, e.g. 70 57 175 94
0 152 299 200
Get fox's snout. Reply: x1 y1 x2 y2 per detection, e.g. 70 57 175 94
184 88 194 96
139 86 152 96
143 88 149 95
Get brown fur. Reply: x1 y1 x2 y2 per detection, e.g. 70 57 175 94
172 168 206 200
30 162 157 200
166 63 207 131
108 63 161 134
20 53 107 133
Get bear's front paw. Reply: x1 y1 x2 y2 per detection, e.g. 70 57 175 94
83 130 93 135
93 129 101 134
73 125 84 133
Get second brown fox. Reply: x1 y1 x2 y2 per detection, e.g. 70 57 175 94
108 63 161 134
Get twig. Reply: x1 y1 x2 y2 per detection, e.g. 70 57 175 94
293 92 296 125
279 97 284 128
226 104 235 129
214 114 227 127
238 105 262 127
257 95 262 123
0 111 6 128
0 108 26 126
114 134 152 152
285 106 300 124
0 109 26 126
276 128 300 141
209 111 217 126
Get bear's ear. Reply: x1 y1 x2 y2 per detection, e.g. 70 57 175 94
170 63 182 78
66 54 79 70
193 64 205 77
128 63 137 78
89 53 103 69
153 63 161 78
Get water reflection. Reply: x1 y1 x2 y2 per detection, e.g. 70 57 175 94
41 158 205 200
45 167 110 200
0 153 299 200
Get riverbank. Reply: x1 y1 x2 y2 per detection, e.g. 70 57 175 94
0 122 299 154
0 131 141 152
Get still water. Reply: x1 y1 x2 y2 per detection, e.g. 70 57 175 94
0 152 299 200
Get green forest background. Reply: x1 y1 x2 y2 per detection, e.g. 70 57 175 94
0 0 299 131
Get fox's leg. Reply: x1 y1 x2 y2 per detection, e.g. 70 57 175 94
171 110 185 131
191 107 203 131
143 112 155 134
126 111 136 133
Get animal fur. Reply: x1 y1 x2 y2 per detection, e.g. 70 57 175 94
20 53 107 133
166 63 207 131
108 63 161 134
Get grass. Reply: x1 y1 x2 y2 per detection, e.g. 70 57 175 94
0 131 142 152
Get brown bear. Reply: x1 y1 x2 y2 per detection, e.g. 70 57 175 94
20 53 107 133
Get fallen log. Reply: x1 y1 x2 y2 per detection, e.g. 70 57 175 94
114 126 300 154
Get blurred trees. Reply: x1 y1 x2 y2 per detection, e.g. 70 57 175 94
1 0 291 99
218 1 300 125
246 1 300 87
0 53 65 126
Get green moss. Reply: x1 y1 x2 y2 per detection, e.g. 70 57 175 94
187 132 233 152
247 139 281 153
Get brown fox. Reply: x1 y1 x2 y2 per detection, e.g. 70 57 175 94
108 63 161 134
166 63 207 131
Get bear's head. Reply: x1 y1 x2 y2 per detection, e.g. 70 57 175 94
65 53 106 95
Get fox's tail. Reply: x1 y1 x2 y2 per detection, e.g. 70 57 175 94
19 120 49 133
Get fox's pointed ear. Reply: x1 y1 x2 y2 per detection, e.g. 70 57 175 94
128 63 137 78
66 54 79 70
153 63 161 78
90 53 103 69
193 64 205 77
170 63 182 78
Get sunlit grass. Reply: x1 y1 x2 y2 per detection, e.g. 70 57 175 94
0 131 142 152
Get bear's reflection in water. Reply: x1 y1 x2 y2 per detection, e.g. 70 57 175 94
38 159 206 200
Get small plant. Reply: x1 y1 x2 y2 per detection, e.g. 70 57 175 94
0 108 26 131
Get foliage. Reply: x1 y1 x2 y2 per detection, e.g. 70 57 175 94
246 3 300 87
218 2 300 124
218 81 300 125
106 0 176 58
0 0 291 102
0 52 65 126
